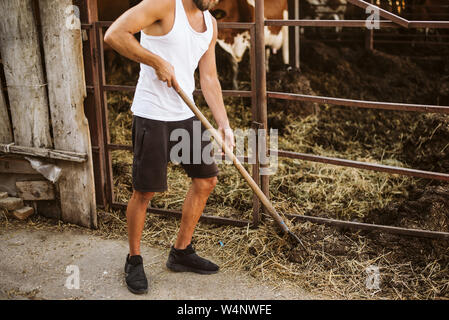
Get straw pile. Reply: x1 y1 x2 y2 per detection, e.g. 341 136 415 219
101 40 449 299
104 87 449 299
3 42 448 299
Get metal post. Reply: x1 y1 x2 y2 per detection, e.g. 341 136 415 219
365 0 374 51
250 25 261 227
78 0 108 208
255 0 269 214
288 0 300 69
95 23 115 209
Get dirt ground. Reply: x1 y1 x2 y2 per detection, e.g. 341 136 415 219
0 221 322 300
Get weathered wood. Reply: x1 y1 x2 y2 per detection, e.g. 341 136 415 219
12 206 34 220
16 181 55 201
0 197 23 211
0 0 52 148
0 143 87 162
0 173 44 196
0 85 13 144
0 157 39 174
39 0 97 228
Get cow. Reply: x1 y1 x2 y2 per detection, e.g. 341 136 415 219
210 0 290 90
301 0 348 36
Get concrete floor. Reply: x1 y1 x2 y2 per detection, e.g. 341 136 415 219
0 225 317 300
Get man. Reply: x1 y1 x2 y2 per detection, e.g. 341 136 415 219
104 0 235 294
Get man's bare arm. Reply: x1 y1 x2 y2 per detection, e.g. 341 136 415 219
104 0 180 89
198 17 235 152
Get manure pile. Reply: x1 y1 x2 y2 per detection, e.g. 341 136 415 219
5 41 445 299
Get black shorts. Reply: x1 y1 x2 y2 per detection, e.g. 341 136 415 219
131 115 219 192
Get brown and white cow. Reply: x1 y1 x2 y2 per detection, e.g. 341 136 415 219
302 0 347 35
211 0 290 89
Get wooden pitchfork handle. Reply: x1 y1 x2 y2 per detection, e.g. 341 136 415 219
175 87 305 249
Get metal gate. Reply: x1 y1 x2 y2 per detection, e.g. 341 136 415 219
77 0 449 239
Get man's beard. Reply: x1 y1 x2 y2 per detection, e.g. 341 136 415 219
193 0 219 11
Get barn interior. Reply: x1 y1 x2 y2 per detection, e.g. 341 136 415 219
1 0 449 299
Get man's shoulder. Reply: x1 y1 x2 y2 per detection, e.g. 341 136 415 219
140 0 175 17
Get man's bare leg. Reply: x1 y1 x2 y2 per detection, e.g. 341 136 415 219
126 190 155 256
174 176 218 249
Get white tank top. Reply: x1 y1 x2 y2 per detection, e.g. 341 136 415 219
131 0 214 121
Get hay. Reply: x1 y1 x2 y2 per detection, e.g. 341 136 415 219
100 86 449 299
102 40 449 298
3 42 448 300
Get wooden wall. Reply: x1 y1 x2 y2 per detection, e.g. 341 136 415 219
0 0 97 228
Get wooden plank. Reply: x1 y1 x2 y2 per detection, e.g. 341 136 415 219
38 0 97 228
0 143 87 162
0 85 13 144
0 197 23 211
0 173 44 197
0 0 53 148
0 157 39 175
11 206 35 220
16 180 55 201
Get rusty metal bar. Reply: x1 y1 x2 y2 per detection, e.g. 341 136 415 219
111 202 251 227
266 19 399 28
108 144 132 152
112 202 449 240
78 0 108 207
249 24 261 227
288 0 300 70
299 39 449 46
108 143 449 200
365 0 374 51
407 21 449 29
94 22 115 209
272 149 449 182
374 40 449 46
255 0 270 215
346 0 409 28
267 92 449 114
266 20 449 29
285 213 449 240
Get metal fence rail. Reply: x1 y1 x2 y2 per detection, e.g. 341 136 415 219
80 0 449 240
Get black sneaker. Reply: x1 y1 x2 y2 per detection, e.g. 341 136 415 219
124 254 148 294
166 244 219 275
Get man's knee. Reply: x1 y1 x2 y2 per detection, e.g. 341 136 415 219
132 190 155 202
193 176 218 193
